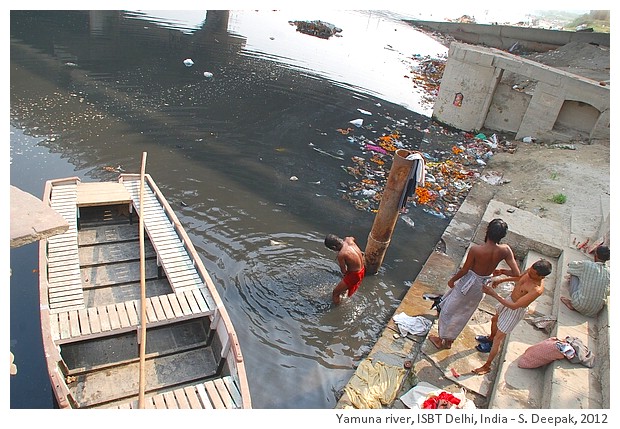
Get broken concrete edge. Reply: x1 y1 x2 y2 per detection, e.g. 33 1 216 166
10 185 69 248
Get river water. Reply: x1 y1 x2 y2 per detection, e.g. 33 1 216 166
9 10 452 409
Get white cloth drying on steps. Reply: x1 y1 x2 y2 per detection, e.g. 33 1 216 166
393 312 432 336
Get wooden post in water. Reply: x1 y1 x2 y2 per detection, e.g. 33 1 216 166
365 149 414 275
138 152 148 408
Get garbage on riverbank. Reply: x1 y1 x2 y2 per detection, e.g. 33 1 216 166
408 54 447 107
340 123 517 218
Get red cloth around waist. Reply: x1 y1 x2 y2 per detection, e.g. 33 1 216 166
343 266 365 296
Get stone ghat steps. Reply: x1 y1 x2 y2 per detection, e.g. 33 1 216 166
487 250 557 409
333 187 609 410
488 230 607 409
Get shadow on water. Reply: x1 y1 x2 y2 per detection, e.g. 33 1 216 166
10 10 451 408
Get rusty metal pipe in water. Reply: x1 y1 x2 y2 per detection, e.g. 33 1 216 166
364 149 414 275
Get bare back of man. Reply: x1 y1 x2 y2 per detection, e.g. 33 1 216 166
467 242 516 277
325 234 366 305
338 237 364 273
429 218 520 350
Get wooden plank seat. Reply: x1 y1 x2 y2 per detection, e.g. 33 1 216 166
47 182 85 313
113 375 243 409
121 179 204 293
50 287 215 343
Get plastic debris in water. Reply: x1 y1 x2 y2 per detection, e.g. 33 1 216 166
401 216 415 228
357 108 372 115
349 118 363 127
183 58 194 67
203 71 214 79
365 143 387 154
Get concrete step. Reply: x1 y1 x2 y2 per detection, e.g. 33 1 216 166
488 246 607 409
570 194 609 251
487 250 558 409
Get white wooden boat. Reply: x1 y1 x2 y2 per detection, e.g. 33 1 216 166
38 173 251 409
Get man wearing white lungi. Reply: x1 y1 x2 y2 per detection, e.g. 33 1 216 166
429 219 520 350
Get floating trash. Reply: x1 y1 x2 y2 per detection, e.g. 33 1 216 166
183 58 194 67
365 144 387 155
401 216 415 228
339 122 516 218
349 118 363 128
312 146 344 160
269 239 287 246
203 71 214 79
290 20 342 39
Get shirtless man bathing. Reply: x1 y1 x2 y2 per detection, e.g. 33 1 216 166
472 258 552 375
324 234 365 305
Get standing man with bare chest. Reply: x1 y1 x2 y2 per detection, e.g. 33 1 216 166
324 234 366 305
429 218 521 350
473 259 552 375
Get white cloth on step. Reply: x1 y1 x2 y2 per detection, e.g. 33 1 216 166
393 312 432 336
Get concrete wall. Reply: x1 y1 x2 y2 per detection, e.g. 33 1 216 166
432 43 610 144
484 83 530 134
406 20 610 52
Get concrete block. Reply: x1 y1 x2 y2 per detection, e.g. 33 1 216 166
529 66 563 87
10 185 70 248
424 317 495 398
565 81 609 109
479 200 564 258
370 328 419 366
463 48 495 67
597 304 610 408
532 84 562 107
449 43 467 61
592 109 611 140
491 54 518 72
448 42 608 145
409 251 456 291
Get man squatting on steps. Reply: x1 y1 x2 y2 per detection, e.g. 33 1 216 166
560 244 610 317
473 259 553 375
